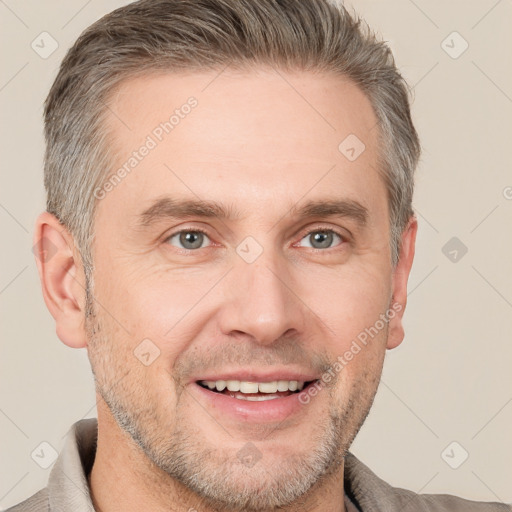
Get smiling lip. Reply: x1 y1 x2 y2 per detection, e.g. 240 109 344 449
189 378 320 423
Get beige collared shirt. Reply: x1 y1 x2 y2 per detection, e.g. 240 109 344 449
6 418 510 511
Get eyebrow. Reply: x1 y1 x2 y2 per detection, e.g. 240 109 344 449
137 197 242 227
137 196 368 228
288 199 368 226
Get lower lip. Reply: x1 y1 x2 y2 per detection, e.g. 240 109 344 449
190 381 319 423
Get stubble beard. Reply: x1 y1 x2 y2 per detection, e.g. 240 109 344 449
84 279 383 512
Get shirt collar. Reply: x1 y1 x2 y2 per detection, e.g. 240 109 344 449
47 418 96 511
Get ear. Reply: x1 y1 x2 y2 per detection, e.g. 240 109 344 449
386 216 417 350
33 212 88 348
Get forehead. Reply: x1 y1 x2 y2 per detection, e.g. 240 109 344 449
99 68 385 224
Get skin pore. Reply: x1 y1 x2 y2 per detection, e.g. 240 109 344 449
34 68 416 512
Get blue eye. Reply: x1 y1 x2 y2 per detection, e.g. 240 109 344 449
167 230 211 250
298 230 343 249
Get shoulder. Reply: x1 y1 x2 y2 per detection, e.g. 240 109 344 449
344 452 511 512
4 488 49 511
388 486 511 511
5 418 98 512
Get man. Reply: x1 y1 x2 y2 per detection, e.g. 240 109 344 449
8 0 509 511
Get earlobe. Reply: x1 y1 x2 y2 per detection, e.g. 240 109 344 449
386 217 417 350
33 212 88 348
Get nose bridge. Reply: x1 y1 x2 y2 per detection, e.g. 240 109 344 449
218 246 302 345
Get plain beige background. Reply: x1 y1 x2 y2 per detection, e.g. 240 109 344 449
1 0 511 509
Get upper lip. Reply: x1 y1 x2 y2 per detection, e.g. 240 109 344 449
190 368 320 384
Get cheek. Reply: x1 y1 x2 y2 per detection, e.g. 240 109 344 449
299 264 391 400
330 324 387 422
302 265 391 347
86 300 182 416
93 261 222 347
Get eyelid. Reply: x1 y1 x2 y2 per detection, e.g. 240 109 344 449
295 224 349 245
162 222 211 239
163 226 214 249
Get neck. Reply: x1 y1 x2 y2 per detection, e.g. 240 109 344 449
89 398 347 512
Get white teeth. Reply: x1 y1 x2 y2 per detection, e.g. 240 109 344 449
226 380 240 392
258 381 278 393
277 380 289 392
235 394 281 401
201 379 307 393
240 381 259 393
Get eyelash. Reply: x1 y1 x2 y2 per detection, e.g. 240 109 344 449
164 226 347 252
299 227 346 249
164 227 212 252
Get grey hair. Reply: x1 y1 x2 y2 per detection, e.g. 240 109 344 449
44 0 420 273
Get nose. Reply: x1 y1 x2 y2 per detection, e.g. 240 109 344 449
217 252 305 346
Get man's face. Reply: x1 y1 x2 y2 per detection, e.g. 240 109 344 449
86 68 404 510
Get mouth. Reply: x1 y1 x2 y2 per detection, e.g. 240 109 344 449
196 379 318 401
190 371 322 422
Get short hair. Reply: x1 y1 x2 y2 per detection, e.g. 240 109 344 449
44 0 420 274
